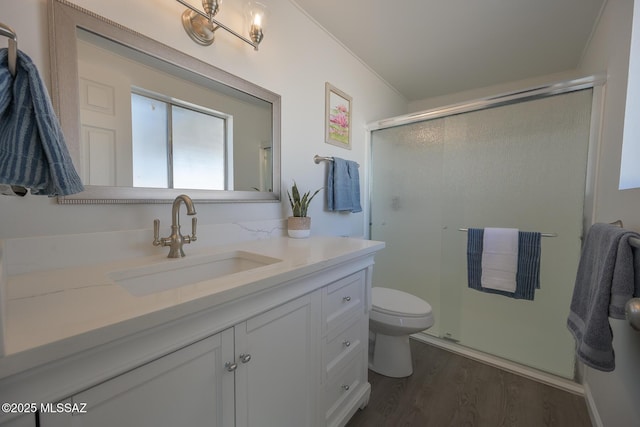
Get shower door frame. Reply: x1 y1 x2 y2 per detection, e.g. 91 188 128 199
364 75 606 241
364 74 606 382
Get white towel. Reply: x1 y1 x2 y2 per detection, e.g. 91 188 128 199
481 228 519 292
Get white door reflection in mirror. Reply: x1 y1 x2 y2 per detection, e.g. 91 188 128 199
78 61 132 187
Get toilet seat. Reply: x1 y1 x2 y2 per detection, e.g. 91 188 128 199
372 287 432 318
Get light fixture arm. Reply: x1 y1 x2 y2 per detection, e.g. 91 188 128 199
176 0 260 50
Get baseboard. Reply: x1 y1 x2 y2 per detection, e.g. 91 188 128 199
411 332 584 396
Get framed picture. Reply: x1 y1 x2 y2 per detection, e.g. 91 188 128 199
325 82 352 150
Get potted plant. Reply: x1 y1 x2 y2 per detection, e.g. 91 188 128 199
287 181 322 238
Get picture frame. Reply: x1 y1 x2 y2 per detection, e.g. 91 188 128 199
325 82 352 150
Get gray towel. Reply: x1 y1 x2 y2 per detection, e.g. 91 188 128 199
0 48 84 196
327 157 361 213
467 228 541 300
567 223 640 371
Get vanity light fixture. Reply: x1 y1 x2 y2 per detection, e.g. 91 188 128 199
177 0 266 50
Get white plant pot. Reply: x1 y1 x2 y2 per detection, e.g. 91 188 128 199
287 216 311 238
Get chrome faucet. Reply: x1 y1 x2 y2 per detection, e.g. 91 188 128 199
153 194 198 258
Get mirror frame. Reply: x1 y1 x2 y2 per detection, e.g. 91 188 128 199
48 0 281 204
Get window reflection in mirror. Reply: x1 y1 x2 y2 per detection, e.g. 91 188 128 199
131 91 230 190
76 28 272 192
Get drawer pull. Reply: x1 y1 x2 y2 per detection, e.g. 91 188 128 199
239 353 252 364
343 340 351 347
343 296 352 303
342 384 350 391
225 361 237 372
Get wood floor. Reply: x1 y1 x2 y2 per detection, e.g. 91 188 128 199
346 340 592 427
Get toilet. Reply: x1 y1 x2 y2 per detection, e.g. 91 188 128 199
369 287 434 378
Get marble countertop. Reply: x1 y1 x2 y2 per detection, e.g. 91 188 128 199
1 236 384 379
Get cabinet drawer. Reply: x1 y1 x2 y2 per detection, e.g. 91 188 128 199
324 353 364 424
324 316 364 379
323 271 365 334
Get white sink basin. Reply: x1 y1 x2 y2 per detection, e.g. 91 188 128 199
109 251 281 296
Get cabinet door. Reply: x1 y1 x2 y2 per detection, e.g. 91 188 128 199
234 292 320 427
0 414 35 427
41 329 234 427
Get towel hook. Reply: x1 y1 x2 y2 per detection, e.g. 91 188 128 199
0 22 17 77
610 220 640 248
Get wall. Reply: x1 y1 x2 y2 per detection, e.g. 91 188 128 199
407 69 584 114
579 0 640 425
0 0 406 241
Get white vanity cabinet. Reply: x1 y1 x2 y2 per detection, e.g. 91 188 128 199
1 237 382 427
40 293 321 427
0 415 35 427
321 271 369 426
234 291 321 427
41 330 235 427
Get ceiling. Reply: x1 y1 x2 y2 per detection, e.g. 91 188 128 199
292 0 606 102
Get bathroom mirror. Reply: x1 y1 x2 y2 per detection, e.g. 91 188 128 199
49 0 281 204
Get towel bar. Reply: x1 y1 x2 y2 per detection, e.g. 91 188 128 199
0 22 17 77
607 221 640 331
626 299 640 331
313 155 333 164
0 21 27 197
610 220 640 248
458 228 557 237
313 154 359 166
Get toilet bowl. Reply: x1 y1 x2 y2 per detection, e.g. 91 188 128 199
369 287 434 378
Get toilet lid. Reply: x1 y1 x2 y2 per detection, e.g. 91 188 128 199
372 287 432 318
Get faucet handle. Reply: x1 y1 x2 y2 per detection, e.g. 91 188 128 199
153 219 162 246
191 217 198 242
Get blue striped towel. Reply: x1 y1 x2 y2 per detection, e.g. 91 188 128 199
467 228 542 300
0 48 84 196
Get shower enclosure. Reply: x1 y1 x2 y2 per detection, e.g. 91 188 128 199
369 84 597 379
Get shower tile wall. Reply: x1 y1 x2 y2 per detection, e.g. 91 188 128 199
371 89 593 378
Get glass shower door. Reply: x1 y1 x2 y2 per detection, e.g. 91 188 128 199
370 89 593 378
370 119 446 338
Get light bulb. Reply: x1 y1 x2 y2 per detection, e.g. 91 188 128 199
253 13 262 28
246 1 267 45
